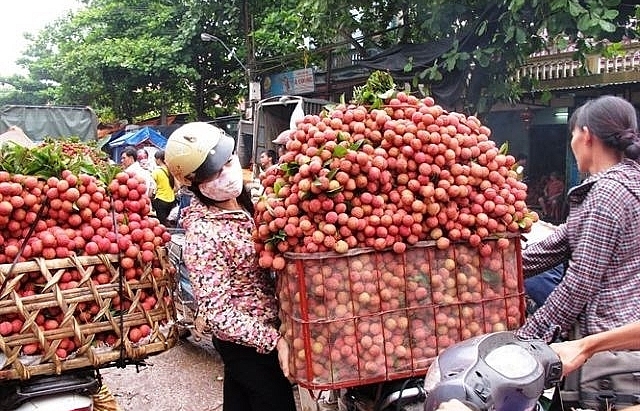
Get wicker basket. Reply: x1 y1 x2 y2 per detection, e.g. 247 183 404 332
0 247 178 380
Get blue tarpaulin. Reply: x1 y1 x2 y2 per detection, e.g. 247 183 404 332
109 126 167 148
108 126 167 161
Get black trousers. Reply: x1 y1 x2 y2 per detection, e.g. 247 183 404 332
212 337 297 411
152 198 175 226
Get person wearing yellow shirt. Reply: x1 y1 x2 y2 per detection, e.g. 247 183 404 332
151 149 177 226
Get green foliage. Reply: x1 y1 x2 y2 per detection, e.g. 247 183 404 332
10 0 237 122
0 138 118 184
352 70 396 107
0 75 56 106
282 0 637 113
12 0 198 121
3 0 639 120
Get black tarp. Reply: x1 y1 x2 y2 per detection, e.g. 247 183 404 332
358 40 466 107
357 4 504 107
359 38 454 74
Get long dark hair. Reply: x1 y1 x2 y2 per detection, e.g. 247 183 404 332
569 95 640 160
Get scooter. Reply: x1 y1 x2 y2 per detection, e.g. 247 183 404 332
422 331 563 411
0 368 101 411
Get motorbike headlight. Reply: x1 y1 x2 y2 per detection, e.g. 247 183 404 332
423 357 441 393
485 344 538 379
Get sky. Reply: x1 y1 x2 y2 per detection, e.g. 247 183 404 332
0 0 83 77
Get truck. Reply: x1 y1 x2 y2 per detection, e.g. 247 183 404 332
0 105 98 142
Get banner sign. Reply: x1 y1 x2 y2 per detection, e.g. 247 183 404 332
262 68 315 97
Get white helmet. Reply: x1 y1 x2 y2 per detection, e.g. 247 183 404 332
165 122 235 186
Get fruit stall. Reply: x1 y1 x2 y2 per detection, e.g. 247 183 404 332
253 71 536 390
0 139 177 381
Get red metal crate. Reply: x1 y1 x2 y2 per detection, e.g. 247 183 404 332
277 235 525 390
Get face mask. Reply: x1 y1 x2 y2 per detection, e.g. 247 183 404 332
198 155 243 201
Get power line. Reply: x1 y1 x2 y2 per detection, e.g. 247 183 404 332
254 25 403 69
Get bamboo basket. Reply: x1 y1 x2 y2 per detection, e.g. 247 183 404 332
0 247 178 380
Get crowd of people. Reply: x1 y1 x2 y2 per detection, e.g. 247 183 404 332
118 145 180 227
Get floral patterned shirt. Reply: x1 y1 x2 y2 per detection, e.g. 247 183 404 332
517 159 640 342
180 198 281 353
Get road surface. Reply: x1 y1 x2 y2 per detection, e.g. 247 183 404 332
101 335 304 411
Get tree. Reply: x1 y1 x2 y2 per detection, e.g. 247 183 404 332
19 0 201 122
12 0 261 122
250 0 639 113
190 0 251 118
0 74 55 106
6 0 640 121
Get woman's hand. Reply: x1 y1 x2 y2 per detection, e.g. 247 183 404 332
550 339 589 376
276 336 294 383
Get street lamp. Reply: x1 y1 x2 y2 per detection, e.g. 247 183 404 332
200 32 248 74
200 32 260 116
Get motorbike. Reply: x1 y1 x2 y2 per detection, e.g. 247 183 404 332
0 368 101 411
169 219 586 411
168 218 569 410
422 331 563 411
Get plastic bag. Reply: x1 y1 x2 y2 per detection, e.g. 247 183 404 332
290 100 305 130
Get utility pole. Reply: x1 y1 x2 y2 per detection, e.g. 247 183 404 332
243 0 252 79
243 0 259 118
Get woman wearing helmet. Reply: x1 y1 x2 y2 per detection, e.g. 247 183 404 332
165 122 296 411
